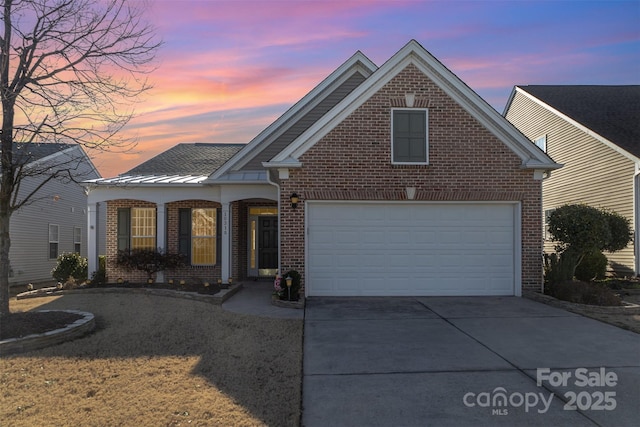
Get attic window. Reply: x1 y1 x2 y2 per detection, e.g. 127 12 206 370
391 109 428 164
534 135 547 152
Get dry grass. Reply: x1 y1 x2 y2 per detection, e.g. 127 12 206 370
1 293 303 426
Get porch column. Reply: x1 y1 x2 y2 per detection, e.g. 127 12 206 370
156 203 166 283
87 202 98 278
221 202 231 283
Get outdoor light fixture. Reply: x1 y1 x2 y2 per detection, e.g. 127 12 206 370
286 276 293 301
290 192 299 209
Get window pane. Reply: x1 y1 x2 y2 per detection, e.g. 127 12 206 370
393 110 427 163
131 208 156 249
248 207 278 215
192 237 215 265
191 208 216 265
534 135 547 152
49 224 59 242
49 243 58 260
192 208 215 237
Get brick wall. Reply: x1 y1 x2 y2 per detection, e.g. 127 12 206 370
106 199 223 284
278 63 543 292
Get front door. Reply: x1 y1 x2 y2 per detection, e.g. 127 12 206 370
258 216 278 276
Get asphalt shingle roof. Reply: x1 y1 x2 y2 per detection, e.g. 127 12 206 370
518 85 640 158
1 142 73 162
124 143 245 176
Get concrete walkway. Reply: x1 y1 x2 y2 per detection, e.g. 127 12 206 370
221 281 303 320
303 296 640 427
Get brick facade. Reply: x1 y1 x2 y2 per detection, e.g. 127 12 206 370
278 64 543 292
106 199 222 284
105 198 279 284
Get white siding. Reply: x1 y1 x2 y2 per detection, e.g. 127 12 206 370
9 147 100 285
506 92 635 274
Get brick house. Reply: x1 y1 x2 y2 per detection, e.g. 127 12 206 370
85 40 560 296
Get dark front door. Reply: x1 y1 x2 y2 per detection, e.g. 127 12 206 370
258 216 278 270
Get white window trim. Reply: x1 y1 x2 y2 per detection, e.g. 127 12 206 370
74 227 82 253
534 135 547 152
49 224 59 259
391 108 429 165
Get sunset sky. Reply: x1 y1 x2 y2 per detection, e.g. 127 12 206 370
92 0 640 177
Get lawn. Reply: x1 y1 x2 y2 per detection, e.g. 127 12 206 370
1 293 303 426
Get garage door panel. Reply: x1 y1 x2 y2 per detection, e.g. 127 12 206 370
307 202 517 296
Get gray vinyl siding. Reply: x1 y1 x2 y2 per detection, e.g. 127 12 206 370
8 147 100 285
239 72 367 171
506 91 635 274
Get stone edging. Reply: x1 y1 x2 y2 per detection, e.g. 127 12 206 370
17 283 243 306
0 310 95 356
524 291 640 315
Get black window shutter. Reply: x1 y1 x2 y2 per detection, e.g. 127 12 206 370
178 208 191 263
117 208 131 251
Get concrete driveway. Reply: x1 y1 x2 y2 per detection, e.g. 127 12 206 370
302 297 640 426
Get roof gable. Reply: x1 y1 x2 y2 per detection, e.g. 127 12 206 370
207 50 378 181
508 85 640 160
1 143 100 178
267 40 559 171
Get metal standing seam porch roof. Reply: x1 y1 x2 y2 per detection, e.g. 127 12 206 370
85 143 248 185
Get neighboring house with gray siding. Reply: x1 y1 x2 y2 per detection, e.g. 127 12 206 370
504 85 640 276
7 143 102 286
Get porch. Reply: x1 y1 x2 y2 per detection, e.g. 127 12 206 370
86 181 279 285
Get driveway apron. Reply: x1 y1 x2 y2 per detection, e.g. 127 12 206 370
302 297 640 427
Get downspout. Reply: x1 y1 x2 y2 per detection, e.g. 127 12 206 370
265 170 281 276
635 165 639 276
540 169 553 294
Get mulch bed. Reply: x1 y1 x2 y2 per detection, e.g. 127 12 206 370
1 311 83 340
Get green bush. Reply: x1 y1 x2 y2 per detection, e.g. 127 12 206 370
52 252 88 282
575 250 608 282
548 204 632 278
544 251 576 289
280 270 301 301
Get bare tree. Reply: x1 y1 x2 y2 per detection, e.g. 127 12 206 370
0 0 159 318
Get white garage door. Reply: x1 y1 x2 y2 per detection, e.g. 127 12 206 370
306 202 518 296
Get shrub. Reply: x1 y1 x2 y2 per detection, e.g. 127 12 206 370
52 252 88 282
543 251 576 288
603 210 633 252
548 204 632 278
574 250 608 282
547 280 622 306
116 249 185 280
91 255 107 285
280 270 301 301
